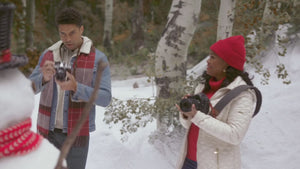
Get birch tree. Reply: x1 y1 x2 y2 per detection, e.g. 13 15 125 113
262 0 272 23
15 0 26 54
154 0 201 133
216 0 236 40
131 0 144 50
103 0 113 51
25 0 35 49
260 0 274 44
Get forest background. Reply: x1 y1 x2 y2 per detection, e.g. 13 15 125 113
2 0 300 137
6 0 299 78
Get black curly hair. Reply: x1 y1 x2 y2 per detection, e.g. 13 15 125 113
201 66 254 93
55 7 82 27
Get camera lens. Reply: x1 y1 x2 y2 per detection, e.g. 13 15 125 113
55 67 66 81
179 98 193 112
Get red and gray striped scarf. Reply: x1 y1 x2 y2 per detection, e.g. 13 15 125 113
37 47 95 146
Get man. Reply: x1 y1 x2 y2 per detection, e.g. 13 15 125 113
29 7 111 169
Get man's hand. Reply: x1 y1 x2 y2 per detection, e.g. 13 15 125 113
56 72 77 92
41 60 55 83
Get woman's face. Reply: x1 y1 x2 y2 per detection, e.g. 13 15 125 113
206 51 229 80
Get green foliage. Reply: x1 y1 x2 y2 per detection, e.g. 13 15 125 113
104 97 156 136
103 74 200 136
8 0 299 137
247 56 270 85
234 0 296 85
287 4 300 37
9 0 298 83
275 63 291 84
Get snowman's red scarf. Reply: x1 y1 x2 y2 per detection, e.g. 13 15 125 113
37 47 95 147
0 118 43 158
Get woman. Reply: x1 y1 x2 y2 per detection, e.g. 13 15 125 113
176 35 257 169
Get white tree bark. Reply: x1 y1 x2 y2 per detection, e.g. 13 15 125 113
154 0 201 132
260 0 277 46
216 0 236 40
262 0 272 25
103 0 113 50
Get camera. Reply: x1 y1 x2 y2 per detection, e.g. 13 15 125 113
179 93 210 114
54 62 68 81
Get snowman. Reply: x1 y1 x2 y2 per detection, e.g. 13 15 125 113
0 3 66 169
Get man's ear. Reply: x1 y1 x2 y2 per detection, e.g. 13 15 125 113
80 25 84 34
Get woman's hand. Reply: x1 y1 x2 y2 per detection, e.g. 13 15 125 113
176 103 197 120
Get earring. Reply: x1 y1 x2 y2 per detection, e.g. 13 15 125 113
223 69 226 73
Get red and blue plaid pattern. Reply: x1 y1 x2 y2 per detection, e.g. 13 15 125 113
37 47 95 146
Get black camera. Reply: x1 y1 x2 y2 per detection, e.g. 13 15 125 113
54 62 67 81
179 93 210 114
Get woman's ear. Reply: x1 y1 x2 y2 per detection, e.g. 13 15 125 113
223 66 229 73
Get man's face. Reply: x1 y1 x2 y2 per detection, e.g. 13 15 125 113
58 24 84 50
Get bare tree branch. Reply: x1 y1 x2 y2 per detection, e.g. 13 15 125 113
55 60 107 169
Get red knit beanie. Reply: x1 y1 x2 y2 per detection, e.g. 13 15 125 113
210 35 246 71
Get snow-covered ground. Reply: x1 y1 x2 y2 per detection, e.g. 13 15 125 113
28 39 300 169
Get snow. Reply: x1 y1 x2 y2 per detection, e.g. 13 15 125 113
241 39 300 169
2 39 299 169
86 39 300 169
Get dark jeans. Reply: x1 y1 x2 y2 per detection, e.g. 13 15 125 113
181 157 197 169
48 130 90 169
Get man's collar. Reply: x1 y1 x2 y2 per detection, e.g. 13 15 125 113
80 36 92 54
48 36 93 54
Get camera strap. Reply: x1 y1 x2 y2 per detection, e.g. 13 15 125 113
213 85 262 118
71 44 83 77
58 43 82 77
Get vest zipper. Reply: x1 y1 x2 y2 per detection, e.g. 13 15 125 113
214 148 220 169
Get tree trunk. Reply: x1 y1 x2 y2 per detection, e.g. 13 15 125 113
25 0 35 49
131 0 144 50
262 0 272 26
260 0 276 47
216 0 236 40
154 0 201 133
294 0 300 6
103 0 113 51
16 0 26 54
